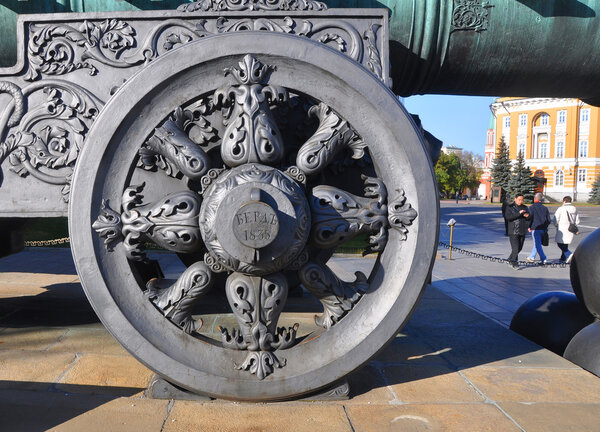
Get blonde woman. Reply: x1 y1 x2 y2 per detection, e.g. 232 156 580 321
552 196 580 263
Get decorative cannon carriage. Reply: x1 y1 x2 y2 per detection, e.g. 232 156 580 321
1 0 599 400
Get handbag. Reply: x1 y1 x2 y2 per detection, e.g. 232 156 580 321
541 231 549 246
567 212 579 235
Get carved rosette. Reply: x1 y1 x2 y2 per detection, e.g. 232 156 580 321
199 164 310 275
220 272 297 379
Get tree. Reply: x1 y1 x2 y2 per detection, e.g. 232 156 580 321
434 152 463 198
490 136 511 199
508 151 535 201
589 173 600 204
459 151 484 195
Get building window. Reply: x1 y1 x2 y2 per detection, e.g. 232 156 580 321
519 114 527 127
540 114 549 126
555 170 564 187
555 141 564 158
580 108 590 123
558 110 566 124
579 140 588 158
518 143 526 157
578 168 587 183
503 116 510 129
540 141 548 158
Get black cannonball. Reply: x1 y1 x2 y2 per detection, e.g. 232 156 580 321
510 291 594 355
564 321 600 377
570 227 600 318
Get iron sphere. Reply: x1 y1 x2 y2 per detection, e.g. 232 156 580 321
564 322 600 377
510 291 594 355
570 227 600 318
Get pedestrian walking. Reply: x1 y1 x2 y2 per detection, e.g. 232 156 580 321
455 191 459 203
552 195 580 263
526 192 551 264
501 193 511 236
504 193 531 269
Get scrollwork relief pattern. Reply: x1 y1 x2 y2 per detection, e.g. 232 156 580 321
451 0 493 32
298 261 368 329
214 55 288 167
145 261 213 334
0 80 102 201
296 102 365 176
220 272 298 379
93 184 203 261
177 0 327 12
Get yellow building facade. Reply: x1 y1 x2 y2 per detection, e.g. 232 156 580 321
490 97 600 201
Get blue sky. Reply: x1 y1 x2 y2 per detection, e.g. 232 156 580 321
403 95 496 158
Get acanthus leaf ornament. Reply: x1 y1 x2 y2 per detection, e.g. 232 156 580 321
0 81 102 201
388 189 418 240
140 107 212 181
91 199 123 251
214 55 288 167
145 261 213 334
298 261 368 329
296 102 365 176
93 184 203 261
220 272 298 379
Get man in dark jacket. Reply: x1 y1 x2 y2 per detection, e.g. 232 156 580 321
504 193 531 269
526 192 551 264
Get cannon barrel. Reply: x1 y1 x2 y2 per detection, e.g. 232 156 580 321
1 0 599 101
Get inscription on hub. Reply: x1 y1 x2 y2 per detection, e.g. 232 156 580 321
233 202 280 249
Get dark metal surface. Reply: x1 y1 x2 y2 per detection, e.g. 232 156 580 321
2 1 600 100
510 291 594 355
570 227 600 318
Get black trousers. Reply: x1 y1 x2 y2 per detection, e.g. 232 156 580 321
508 235 526 263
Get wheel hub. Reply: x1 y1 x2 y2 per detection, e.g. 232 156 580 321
199 164 310 275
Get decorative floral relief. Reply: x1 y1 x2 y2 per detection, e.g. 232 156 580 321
145 261 213 334
139 107 213 181
296 102 365 176
364 24 383 80
297 261 367 329
214 55 288 167
220 272 298 379
451 0 493 32
25 19 209 81
388 189 418 240
93 183 203 261
177 0 327 12
309 175 387 254
0 81 101 201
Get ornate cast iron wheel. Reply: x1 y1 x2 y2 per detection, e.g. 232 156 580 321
69 32 438 401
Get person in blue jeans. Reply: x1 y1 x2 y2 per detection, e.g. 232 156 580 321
526 192 551 264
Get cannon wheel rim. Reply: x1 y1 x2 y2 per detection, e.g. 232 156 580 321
69 32 439 401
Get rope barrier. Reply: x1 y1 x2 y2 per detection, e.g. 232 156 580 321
438 241 570 268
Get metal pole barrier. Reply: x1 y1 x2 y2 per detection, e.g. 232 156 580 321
447 218 456 260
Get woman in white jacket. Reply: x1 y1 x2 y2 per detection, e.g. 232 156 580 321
552 196 580 263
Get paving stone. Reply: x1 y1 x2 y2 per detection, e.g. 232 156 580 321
374 333 450 366
383 364 484 403
0 389 169 432
47 328 129 356
56 354 154 396
462 366 600 403
0 326 68 351
0 350 76 390
0 283 48 298
345 403 521 432
0 273 78 286
163 401 352 432
499 402 600 432
343 363 394 404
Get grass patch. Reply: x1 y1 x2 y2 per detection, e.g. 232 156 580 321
24 217 69 247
